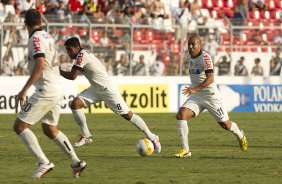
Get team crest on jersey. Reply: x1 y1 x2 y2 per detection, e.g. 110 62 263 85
33 37 41 53
42 33 49 38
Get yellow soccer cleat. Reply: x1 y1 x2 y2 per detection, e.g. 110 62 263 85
239 135 248 152
174 148 192 158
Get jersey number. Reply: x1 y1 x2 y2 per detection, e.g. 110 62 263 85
23 103 32 112
117 104 122 110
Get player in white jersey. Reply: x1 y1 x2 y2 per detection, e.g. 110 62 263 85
59 37 161 152
174 35 248 158
13 9 86 180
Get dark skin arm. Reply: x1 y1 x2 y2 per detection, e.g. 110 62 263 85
60 67 81 80
182 72 214 96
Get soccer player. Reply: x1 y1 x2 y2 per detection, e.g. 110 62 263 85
59 37 161 152
12 9 86 179
174 35 248 158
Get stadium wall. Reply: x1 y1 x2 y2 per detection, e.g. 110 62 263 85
0 76 281 114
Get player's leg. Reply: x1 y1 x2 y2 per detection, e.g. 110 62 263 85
205 99 248 151
121 111 161 153
13 118 51 165
218 120 248 151
102 90 161 153
41 104 86 178
70 97 93 147
13 95 54 179
175 96 202 158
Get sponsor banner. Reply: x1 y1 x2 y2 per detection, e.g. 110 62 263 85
81 84 170 113
178 84 282 112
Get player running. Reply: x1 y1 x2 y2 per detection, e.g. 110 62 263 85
174 35 248 158
13 9 86 179
59 37 161 153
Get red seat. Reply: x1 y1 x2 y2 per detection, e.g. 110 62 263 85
134 30 142 41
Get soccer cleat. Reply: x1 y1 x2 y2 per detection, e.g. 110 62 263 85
73 135 93 147
71 161 87 178
32 162 54 180
174 148 192 158
239 132 248 152
152 135 161 153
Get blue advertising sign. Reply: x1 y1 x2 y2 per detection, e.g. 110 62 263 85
178 84 282 112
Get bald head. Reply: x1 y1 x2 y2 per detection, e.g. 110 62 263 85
188 35 202 57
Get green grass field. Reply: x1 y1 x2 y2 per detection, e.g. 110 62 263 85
0 113 282 184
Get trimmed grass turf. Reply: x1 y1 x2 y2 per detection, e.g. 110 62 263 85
0 113 282 184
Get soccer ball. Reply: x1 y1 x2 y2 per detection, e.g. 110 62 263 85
136 139 154 156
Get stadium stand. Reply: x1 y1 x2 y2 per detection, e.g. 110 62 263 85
0 0 282 76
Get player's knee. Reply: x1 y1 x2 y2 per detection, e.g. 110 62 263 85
122 111 133 121
42 124 58 139
70 98 84 110
218 121 231 130
13 119 30 135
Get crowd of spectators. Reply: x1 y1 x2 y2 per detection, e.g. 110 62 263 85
0 0 282 76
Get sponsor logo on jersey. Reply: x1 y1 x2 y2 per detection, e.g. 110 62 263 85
76 52 84 66
203 54 212 69
33 37 41 53
189 68 201 74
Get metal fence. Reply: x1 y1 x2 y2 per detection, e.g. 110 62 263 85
0 14 281 76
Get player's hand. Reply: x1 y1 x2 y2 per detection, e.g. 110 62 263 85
182 86 197 96
17 89 27 109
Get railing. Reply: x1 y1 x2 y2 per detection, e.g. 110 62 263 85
0 14 281 76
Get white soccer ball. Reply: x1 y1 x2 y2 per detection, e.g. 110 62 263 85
136 139 154 156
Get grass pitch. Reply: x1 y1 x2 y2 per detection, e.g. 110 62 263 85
0 112 282 184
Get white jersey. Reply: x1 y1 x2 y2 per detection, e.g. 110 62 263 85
28 29 62 96
73 49 115 92
186 50 220 96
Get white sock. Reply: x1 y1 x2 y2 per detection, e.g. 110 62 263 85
229 122 244 140
177 120 189 150
72 109 92 137
19 129 49 164
130 114 155 141
53 131 80 164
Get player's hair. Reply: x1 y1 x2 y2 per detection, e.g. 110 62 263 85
25 9 41 27
64 37 81 48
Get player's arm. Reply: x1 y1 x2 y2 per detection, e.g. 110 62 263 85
182 70 214 95
60 66 81 80
18 57 45 108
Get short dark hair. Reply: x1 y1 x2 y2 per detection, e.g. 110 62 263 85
25 9 41 27
64 37 81 48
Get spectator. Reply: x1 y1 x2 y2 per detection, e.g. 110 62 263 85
93 4 105 23
270 49 282 76
44 0 60 14
231 6 246 36
68 0 82 14
212 27 222 45
149 55 165 76
82 0 96 15
100 32 111 47
17 0 36 15
116 53 129 76
133 54 147 76
203 34 219 63
104 56 114 76
234 56 249 76
251 58 263 76
273 30 282 45
1 50 15 76
214 55 231 76
250 0 267 11
166 54 179 76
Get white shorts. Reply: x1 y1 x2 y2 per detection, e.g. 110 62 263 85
77 86 130 114
17 92 63 126
181 94 229 122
